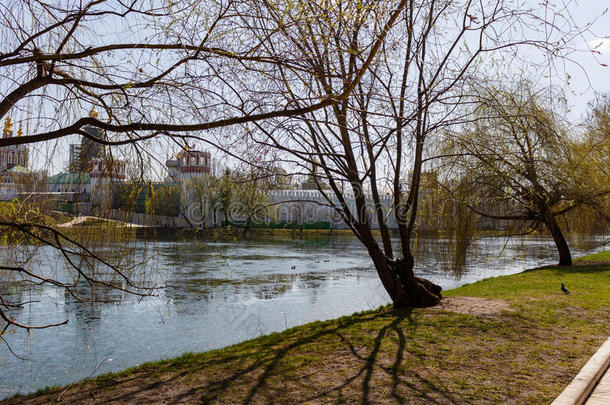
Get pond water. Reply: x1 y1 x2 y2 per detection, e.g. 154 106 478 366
0 233 604 398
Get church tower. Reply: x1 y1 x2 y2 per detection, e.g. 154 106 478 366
0 117 28 171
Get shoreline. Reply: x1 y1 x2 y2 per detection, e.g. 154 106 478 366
3 250 609 404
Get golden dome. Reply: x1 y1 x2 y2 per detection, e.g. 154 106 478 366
3 117 13 137
89 108 99 118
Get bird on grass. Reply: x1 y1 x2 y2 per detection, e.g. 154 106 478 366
561 283 570 295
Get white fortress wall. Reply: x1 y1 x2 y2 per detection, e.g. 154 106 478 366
266 190 398 230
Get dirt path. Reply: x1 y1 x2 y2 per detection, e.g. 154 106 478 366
430 296 515 316
58 215 145 228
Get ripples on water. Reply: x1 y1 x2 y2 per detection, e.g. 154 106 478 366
0 233 605 398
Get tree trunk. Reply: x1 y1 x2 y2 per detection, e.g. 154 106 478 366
244 215 251 234
545 214 572 266
368 246 442 308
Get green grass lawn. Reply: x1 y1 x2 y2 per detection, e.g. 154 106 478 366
4 252 610 404
574 249 610 263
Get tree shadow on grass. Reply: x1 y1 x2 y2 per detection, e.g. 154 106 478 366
73 311 391 404
313 309 462 405
31 307 463 404
183 307 464 404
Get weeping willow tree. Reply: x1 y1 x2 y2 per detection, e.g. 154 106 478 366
414 172 477 277
0 198 146 334
442 82 610 266
560 97 610 248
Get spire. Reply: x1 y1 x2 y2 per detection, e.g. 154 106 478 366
17 122 23 137
3 117 13 138
89 108 99 118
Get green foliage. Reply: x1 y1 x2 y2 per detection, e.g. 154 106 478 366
442 81 610 264
0 199 56 246
217 168 234 223
232 169 272 228
561 97 610 235
112 181 144 213
145 184 180 217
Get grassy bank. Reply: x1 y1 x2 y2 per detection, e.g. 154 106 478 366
4 252 610 404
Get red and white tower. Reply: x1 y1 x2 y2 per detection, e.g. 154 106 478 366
166 149 211 182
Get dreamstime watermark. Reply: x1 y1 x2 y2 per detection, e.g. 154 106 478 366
181 198 409 228
365 283 393 310
213 300 268 336
207 250 269 336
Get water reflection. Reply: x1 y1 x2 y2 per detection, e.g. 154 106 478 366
0 234 606 399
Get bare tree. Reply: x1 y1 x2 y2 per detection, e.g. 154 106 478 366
240 0 587 307
0 0 408 151
0 0 409 340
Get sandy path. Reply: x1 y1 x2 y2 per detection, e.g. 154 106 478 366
429 296 515 316
58 215 145 228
